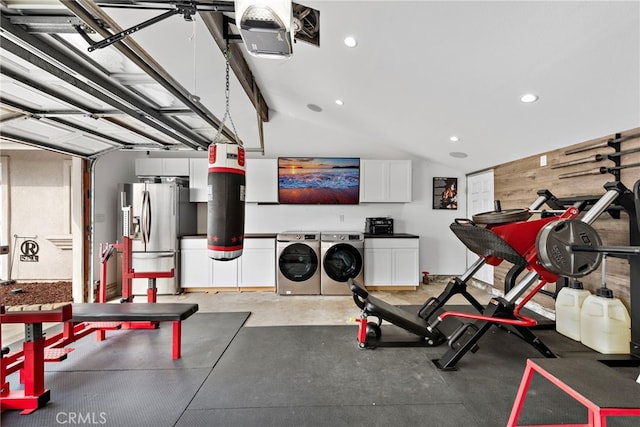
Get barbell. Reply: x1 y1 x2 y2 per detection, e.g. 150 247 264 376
536 219 640 278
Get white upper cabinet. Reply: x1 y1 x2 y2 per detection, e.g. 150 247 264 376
188 158 208 202
360 160 412 203
163 158 190 176
135 158 190 177
245 158 278 203
188 157 278 203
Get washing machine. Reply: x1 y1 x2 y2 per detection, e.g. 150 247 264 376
320 232 365 295
277 232 321 295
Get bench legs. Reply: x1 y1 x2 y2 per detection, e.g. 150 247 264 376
1 332 50 414
172 321 181 360
82 320 183 359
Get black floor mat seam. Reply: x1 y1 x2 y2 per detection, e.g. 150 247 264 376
173 314 252 427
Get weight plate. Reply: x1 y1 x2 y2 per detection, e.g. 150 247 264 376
472 208 532 225
536 219 602 278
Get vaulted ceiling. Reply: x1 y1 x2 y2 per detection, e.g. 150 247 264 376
1 1 639 173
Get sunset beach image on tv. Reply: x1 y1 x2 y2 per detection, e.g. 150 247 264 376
278 157 360 204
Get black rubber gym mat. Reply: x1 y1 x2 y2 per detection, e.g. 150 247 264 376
1 368 210 427
3 315 637 427
182 322 637 427
185 325 477 425
176 403 480 427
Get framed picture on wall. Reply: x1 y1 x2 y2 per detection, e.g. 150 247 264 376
278 157 360 204
433 177 458 210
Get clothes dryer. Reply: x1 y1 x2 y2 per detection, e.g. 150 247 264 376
321 232 365 295
276 232 321 295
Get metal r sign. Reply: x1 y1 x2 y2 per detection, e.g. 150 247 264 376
20 239 39 262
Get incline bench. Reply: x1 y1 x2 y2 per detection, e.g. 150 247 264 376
67 303 199 359
507 358 640 427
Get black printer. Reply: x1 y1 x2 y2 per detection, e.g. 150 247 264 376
365 217 394 235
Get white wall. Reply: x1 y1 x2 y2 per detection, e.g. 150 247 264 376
2 150 73 281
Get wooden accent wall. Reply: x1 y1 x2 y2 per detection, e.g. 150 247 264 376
492 127 640 311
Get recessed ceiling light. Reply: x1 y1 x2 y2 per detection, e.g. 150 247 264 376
344 36 357 48
307 103 322 112
449 151 468 158
520 93 539 103
335 99 344 106
449 136 460 142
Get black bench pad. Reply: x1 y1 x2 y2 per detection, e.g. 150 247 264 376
532 358 640 409
365 295 430 337
71 303 199 323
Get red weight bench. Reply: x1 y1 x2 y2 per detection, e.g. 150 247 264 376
507 358 640 427
1 303 198 414
64 303 199 360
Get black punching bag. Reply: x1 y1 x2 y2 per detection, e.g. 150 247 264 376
207 142 245 260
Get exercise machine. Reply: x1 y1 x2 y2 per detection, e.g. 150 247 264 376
350 188 574 349
351 181 638 369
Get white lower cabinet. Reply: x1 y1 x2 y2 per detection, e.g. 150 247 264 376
364 238 419 287
210 258 238 288
239 238 276 288
180 238 208 287
180 237 275 289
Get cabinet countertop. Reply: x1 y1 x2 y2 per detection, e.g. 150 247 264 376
183 233 417 239
364 233 419 239
181 233 277 239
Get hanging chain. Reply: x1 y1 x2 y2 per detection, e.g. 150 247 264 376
213 48 241 146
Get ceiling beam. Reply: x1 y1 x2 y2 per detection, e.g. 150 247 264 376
199 11 269 123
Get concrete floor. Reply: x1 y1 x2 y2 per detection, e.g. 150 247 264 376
1 280 493 346
159 280 493 326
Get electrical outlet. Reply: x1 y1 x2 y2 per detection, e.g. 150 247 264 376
339 214 344 222
540 155 547 167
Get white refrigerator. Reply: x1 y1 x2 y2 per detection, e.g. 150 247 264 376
118 181 196 294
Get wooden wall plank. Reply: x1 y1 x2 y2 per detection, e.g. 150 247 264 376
491 128 640 312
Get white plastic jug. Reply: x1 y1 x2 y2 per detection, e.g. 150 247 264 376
580 294 631 354
555 286 591 341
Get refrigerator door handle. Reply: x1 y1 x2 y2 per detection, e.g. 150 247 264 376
141 190 151 245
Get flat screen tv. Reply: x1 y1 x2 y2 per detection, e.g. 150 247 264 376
278 157 360 204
